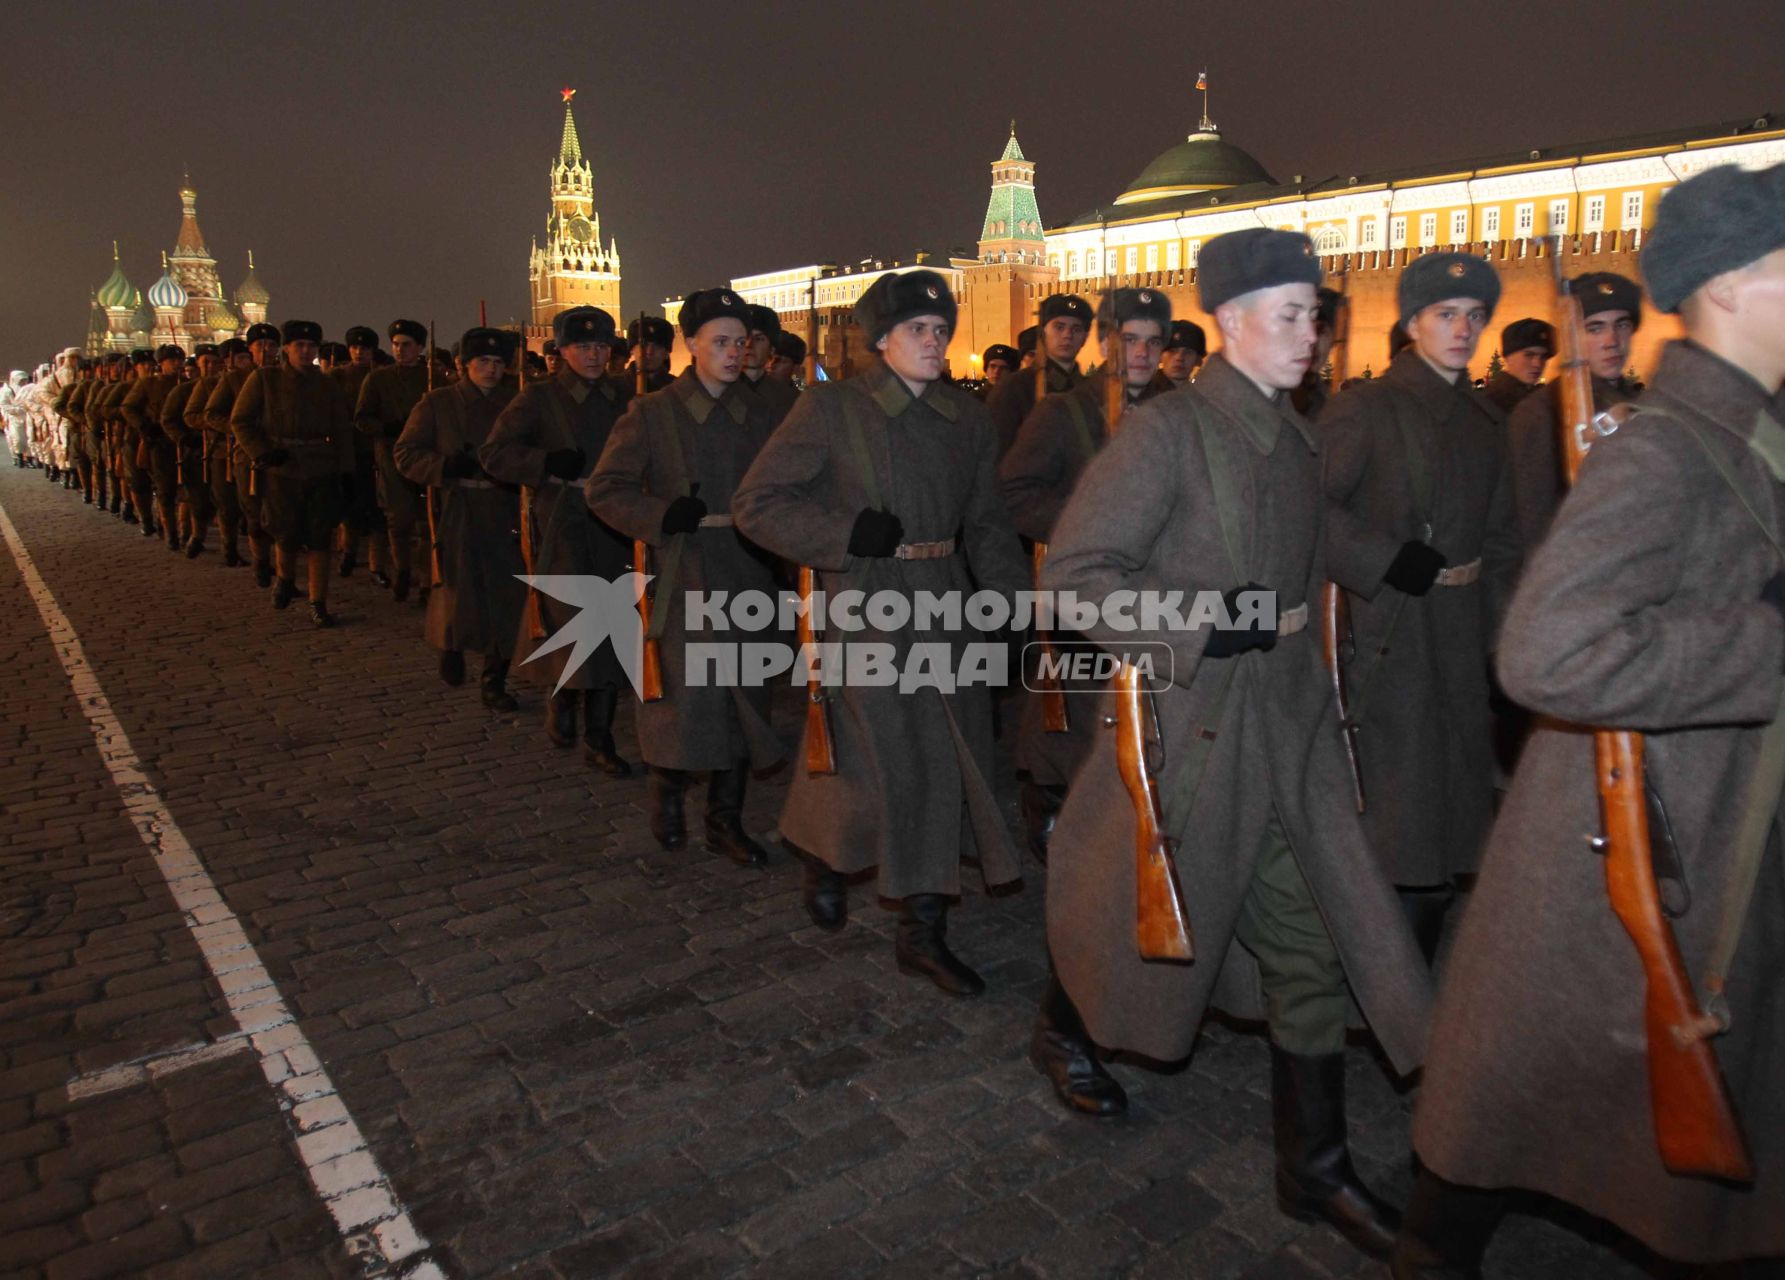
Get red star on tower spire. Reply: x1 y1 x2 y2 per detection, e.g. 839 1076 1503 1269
561 87 576 105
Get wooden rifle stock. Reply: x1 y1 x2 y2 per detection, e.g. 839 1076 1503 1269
425 320 444 590
634 538 664 702
1114 666 1193 960
517 487 546 642
1551 246 1751 1180
798 566 837 775
1101 337 1191 959
1032 542 1069 733
1320 581 1365 812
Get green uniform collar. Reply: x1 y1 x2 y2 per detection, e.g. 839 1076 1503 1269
1195 353 1313 454
672 369 748 425
862 360 958 422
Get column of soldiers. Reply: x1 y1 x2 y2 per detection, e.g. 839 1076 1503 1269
6 159 1782 1273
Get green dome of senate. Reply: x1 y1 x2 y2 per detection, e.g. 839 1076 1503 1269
1116 127 1275 205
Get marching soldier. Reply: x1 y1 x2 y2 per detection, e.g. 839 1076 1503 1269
733 269 1030 996
626 316 676 393
587 289 785 864
334 325 386 579
1481 316 1554 414
1154 319 1207 391
480 306 634 769
162 343 218 558
1394 159 1785 1280
542 340 560 377
988 293 1092 457
740 304 799 425
189 338 247 567
1318 252 1522 959
117 349 158 532
355 319 431 601
999 287 1172 865
81 354 122 512
229 319 355 626
122 343 187 551
1042 230 1429 1256
977 343 1019 401
58 358 98 504
767 331 806 386
394 328 525 709
205 322 282 585
1506 271 1642 549
1291 288 1344 417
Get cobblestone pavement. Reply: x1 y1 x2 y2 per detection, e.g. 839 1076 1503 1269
0 462 1679 1279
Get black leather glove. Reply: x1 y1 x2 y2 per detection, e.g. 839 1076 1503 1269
543 447 584 480
1383 540 1447 596
847 508 904 558
1763 572 1785 619
259 447 290 468
661 483 708 536
339 473 356 503
442 450 479 480
1202 583 1278 659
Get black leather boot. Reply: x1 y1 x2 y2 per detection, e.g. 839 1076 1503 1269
393 568 411 603
648 767 688 851
439 650 466 687
481 658 517 712
895 895 984 997
338 548 356 577
704 766 768 866
272 578 297 610
1020 779 1064 864
1389 1166 1501 1279
253 558 273 589
1030 974 1127 1117
308 600 335 628
581 686 631 777
223 542 243 567
1271 1045 1401 1259
800 852 846 931
546 691 578 748
370 568 392 588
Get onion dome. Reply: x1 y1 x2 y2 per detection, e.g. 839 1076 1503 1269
206 300 242 333
1115 125 1274 206
129 294 156 335
234 250 269 306
97 242 135 309
147 252 188 310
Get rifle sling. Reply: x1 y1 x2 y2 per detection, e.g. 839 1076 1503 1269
1644 400 1785 1025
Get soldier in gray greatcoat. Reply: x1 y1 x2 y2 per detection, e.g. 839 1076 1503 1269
587 289 785 865
739 304 800 427
1318 252 1522 958
394 328 526 710
1394 159 1785 1280
987 293 1092 457
355 319 432 603
1480 316 1553 415
204 323 282 585
999 287 1172 864
121 343 186 550
1505 271 1643 550
229 320 356 627
1042 230 1429 1259
734 269 1031 997
480 306 634 771
162 343 218 558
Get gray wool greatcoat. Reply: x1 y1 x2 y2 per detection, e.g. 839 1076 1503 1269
585 371 785 774
1041 354 1430 1072
987 359 1083 459
1505 374 1637 551
393 379 526 658
999 368 1164 789
1413 340 1785 1263
479 368 632 692
732 360 1032 899
1318 348 1522 885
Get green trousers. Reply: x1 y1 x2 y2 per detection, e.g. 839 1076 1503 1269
1232 810 1349 1056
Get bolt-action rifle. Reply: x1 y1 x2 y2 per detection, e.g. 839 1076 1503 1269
633 312 665 702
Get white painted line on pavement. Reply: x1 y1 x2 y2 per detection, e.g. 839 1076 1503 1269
0 497 443 1280
65 1035 254 1100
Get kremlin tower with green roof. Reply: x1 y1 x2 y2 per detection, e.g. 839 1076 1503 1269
977 124 1047 266
528 87 622 331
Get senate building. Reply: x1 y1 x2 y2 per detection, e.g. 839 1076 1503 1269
665 96 1785 383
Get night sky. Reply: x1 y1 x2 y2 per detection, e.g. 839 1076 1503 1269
3 0 1780 363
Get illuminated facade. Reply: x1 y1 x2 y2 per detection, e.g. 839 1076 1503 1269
528 88 622 331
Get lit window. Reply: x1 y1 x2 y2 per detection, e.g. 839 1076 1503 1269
1390 217 1407 248
1622 191 1644 227
1186 241 1201 267
1124 247 1138 273
1450 210 1468 243
1067 251 1078 275
1419 214 1437 245
1360 218 1379 249
1548 198 1569 234
1483 207 1501 239
1145 244 1159 271
1166 242 1181 270
1584 196 1605 231
1515 203 1535 236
